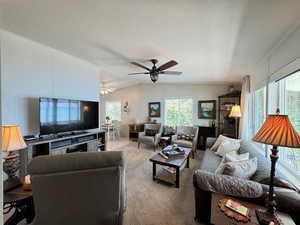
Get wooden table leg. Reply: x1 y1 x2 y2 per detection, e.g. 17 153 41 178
186 154 190 168
5 197 34 225
175 167 180 188
152 162 156 181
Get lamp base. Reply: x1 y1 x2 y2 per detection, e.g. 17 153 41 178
255 209 282 225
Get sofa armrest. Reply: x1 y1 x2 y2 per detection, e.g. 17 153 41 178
206 137 217 149
193 169 263 198
192 128 199 151
155 133 162 145
138 132 145 138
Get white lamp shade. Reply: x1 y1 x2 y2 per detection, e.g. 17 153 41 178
2 125 27 152
229 105 242 118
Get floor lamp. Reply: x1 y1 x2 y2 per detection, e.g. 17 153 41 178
229 105 242 139
253 109 300 225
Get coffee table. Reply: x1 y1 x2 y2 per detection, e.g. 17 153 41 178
149 146 191 188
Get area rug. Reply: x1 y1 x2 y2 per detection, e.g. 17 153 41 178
108 139 205 225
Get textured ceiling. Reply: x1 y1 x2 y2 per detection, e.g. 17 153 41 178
1 0 300 89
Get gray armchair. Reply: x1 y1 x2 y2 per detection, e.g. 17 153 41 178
171 126 199 158
138 123 162 151
28 151 126 225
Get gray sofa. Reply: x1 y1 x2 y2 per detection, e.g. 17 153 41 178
193 138 300 224
28 151 126 225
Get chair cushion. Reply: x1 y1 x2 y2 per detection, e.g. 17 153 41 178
173 139 192 148
178 134 195 141
145 129 157 136
139 135 155 143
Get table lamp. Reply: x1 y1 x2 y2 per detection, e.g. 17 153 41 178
252 109 300 225
229 105 242 138
2 125 27 191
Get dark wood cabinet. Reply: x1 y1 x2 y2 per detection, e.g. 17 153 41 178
197 126 216 150
218 91 241 138
128 123 145 141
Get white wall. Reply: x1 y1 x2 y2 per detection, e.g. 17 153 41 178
251 24 300 91
0 30 100 135
101 83 231 136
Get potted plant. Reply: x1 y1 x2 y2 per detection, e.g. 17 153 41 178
105 116 111 124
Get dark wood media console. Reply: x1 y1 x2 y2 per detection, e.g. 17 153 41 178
20 130 106 179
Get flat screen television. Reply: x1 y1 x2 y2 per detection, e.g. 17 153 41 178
39 97 99 135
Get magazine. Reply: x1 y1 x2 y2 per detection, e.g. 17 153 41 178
225 199 249 217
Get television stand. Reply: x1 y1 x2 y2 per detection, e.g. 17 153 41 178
55 131 88 138
20 130 106 179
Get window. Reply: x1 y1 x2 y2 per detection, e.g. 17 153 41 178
278 71 300 172
267 71 300 174
164 98 193 127
105 101 121 121
253 87 266 133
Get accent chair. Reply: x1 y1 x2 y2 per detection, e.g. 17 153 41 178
138 123 162 151
28 151 126 225
171 126 199 158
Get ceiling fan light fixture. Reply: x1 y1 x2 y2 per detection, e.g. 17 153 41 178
129 59 181 83
100 87 112 95
150 73 158 83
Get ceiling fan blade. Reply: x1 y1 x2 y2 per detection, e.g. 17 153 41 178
131 62 151 71
128 72 150 75
157 60 178 71
160 71 182 75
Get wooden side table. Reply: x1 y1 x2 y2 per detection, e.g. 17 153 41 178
159 136 171 148
211 193 295 225
4 186 35 225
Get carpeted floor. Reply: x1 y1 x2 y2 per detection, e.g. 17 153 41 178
7 138 206 225
108 138 206 225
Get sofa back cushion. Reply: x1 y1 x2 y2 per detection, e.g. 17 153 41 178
199 149 222 173
145 129 158 136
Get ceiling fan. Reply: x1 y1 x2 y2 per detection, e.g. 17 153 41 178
129 59 182 83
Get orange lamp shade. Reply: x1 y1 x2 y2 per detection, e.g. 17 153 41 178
253 115 300 148
1 125 27 152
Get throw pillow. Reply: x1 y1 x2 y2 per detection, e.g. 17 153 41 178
223 157 258 179
215 152 249 174
225 151 250 162
210 135 240 152
145 129 157 136
215 139 240 157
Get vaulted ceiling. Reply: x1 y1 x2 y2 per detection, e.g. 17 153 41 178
1 0 300 89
